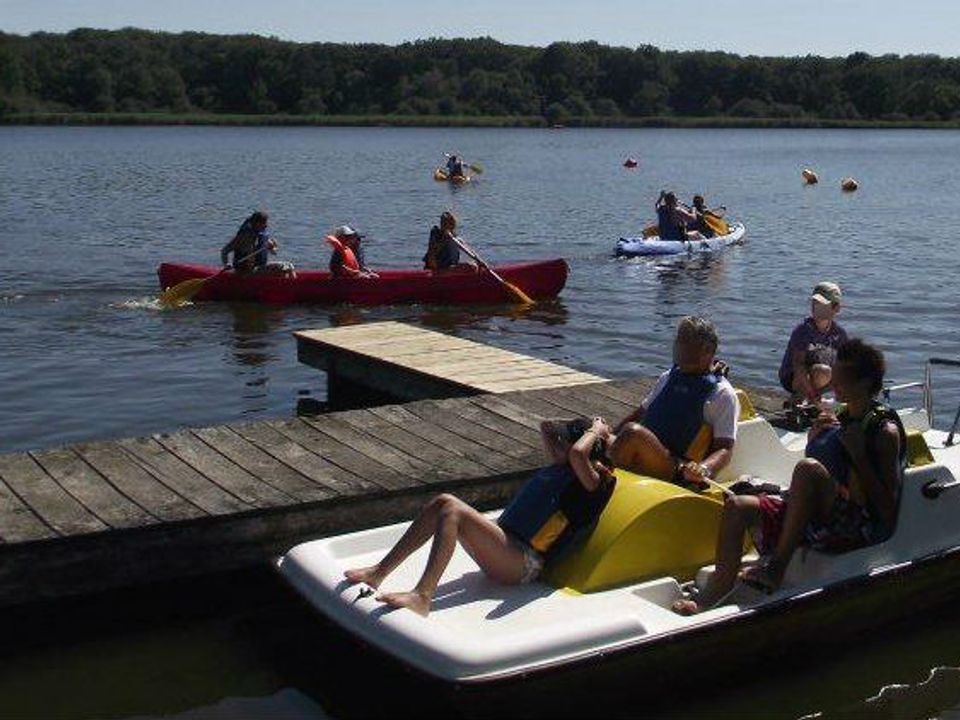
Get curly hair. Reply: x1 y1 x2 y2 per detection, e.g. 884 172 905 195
836 338 886 395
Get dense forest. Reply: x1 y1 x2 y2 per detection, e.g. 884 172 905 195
2 28 960 123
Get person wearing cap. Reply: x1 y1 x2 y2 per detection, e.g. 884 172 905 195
778 282 848 402
327 225 378 279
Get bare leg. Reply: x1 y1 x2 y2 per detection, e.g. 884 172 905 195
741 459 835 591
610 423 675 480
378 496 527 616
674 495 760 614
344 493 451 588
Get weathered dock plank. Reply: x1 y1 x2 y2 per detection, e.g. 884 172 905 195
30 448 156 529
0 453 106 536
74 441 206 522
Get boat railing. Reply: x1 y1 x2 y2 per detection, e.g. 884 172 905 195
884 358 960 446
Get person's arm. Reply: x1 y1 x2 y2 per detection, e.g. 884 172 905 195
675 206 699 225
682 385 738 482
614 406 644 434
568 417 610 491
221 237 237 267
845 422 901 530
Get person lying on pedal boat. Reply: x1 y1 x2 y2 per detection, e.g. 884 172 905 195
674 338 906 615
611 315 739 490
342 417 616 617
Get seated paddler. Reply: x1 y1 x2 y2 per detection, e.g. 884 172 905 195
674 338 905 615
611 315 739 490
343 417 616 617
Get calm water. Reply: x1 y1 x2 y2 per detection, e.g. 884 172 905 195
2 126 960 718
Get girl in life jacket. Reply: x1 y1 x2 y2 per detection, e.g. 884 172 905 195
341 417 616 617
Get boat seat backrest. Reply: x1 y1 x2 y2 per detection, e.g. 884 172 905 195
717 416 803 485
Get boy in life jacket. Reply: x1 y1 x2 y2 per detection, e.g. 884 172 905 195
327 225 377 279
675 338 905 614
342 417 616 617
611 315 739 490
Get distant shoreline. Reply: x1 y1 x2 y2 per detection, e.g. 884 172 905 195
4 112 960 130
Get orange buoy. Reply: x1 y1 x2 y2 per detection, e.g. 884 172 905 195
802 168 819 185
623 157 639 168
841 177 859 192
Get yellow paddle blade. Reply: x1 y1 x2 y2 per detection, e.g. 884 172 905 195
704 214 729 235
158 277 208 307
504 280 535 305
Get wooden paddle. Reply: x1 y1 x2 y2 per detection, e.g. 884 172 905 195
158 249 260 307
450 236 534 305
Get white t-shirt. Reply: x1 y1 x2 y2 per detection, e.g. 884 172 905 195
641 370 740 442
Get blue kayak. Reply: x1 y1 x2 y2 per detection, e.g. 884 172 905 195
616 222 746 258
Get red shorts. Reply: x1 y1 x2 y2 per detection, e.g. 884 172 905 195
753 493 787 555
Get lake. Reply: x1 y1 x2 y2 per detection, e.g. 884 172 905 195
1 125 959 718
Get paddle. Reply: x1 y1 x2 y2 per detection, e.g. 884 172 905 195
450 236 534 305
158 249 260 307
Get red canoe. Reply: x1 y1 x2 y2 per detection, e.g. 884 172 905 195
157 259 568 305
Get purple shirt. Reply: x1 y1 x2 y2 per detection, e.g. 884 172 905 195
778 317 849 387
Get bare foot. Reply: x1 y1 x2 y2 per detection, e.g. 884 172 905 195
672 598 701 616
377 590 432 617
344 565 384 588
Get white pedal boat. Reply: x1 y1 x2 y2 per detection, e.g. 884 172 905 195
278 359 960 687
615 222 746 257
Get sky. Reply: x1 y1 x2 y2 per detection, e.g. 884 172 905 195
1 0 958 58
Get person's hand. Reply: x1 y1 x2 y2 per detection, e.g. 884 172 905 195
710 359 730 378
268 239 279 253
590 416 610 441
680 461 710 489
808 411 840 441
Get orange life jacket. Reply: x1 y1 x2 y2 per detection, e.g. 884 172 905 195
325 235 360 273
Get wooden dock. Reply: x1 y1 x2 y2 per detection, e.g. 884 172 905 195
295 321 607 405
0 324 785 609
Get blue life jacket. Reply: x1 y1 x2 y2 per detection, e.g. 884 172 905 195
498 464 613 560
805 426 850 484
642 366 719 459
657 206 684 241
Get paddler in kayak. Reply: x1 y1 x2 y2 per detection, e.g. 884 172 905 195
423 211 478 274
690 195 728 238
327 225 378 279
655 191 702 241
445 154 467 181
220 211 294 277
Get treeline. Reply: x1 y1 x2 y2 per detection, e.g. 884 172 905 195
2 28 960 123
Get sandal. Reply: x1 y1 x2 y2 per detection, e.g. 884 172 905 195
739 557 785 594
